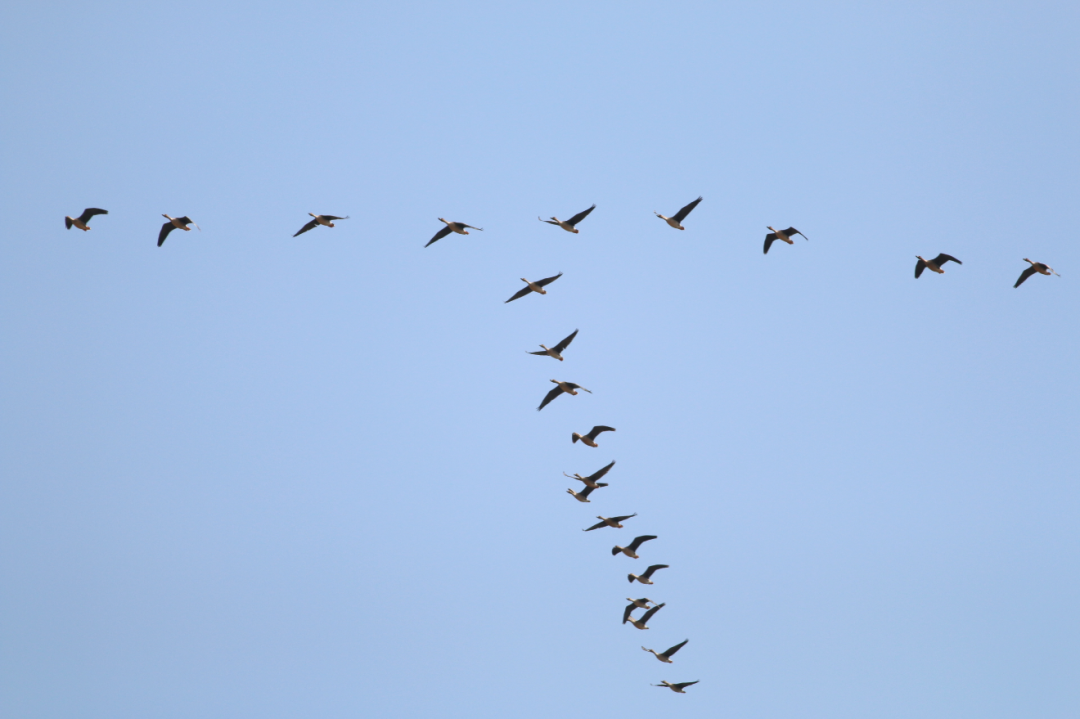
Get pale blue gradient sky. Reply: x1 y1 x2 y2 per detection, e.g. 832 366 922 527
2 2 1078 717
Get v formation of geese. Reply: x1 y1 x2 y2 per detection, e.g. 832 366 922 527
60 196 1061 697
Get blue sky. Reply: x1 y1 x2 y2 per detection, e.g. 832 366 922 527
2 1 1078 717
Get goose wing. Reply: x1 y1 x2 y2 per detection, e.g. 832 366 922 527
934 253 961 266
783 226 807 240
639 602 665 623
293 218 319 237
610 513 637 523
534 272 563 288
915 258 927 278
537 385 565 411
673 681 699 690
586 425 615 439
425 225 453 247
78 208 108 223
583 519 608 532
322 215 347 222
157 222 175 247
505 285 534 303
563 383 591 393
551 329 579 354
641 564 668 579
586 460 616 482
663 639 689 658
764 234 778 254
623 603 637 624
1014 265 1037 288
579 484 599 499
672 196 702 222
538 217 559 225
175 216 194 226
456 223 482 231
628 535 657 551
567 204 596 226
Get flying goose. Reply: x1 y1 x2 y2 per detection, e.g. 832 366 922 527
572 425 615 447
65 208 107 231
583 514 637 531
653 680 699 694
642 639 688 663
625 602 665 630
915 253 962 278
425 218 482 247
566 483 606 503
158 215 200 247
763 226 809 254
294 213 348 237
538 204 595 233
537 380 591 411
613 535 657 559
528 329 578 361
655 197 702 230
628 564 668 585
505 272 563 303
563 460 615 489
622 599 656 624
1014 258 1060 288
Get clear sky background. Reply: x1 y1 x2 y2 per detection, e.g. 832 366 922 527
2 1 1078 717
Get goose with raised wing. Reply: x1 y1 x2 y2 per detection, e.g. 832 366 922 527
158 215 200 247
563 460 615 489
628 564 668 585
643 639 688 663
915 253 962 278
294 213 348 237
653 680 699 694
425 218 482 247
528 329 578 361
622 599 656 624
1014 258 1060 288
625 602 665 630
539 204 595 233
505 272 563 303
583 513 636 531
763 226 809 254
572 425 614 447
537 380 591 411
613 535 657 559
655 196 702 230
566 483 606 503
65 208 107 231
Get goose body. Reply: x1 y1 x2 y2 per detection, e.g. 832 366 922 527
763 226 808 254
65 208 107 231
612 534 657 559
425 218 482 247
571 425 615 447
1014 258 1060 288
628 564 668 585
563 460 615 489
539 204 595 233
655 196 702 230
294 213 348 237
566 483 606 503
537 379 592 411
528 329 578 361
158 214 200 247
505 272 563 303
643 639 688 663
653 680 699 694
625 602 665 630
583 513 636 531
915 253 961 278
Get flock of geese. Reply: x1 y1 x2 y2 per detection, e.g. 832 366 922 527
62 196 1062 696
62 204 1062 289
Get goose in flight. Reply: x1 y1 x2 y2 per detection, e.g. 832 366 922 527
915 253 962 278
653 680 699 694
643 639 688 663
622 599 655 624
613 535 657 559
294 213 348 237
1014 258 1060 288
505 272 563 303
628 564 668 585
583 514 637 531
572 425 615 447
158 215 200 246
425 218 482 247
538 204 596 233
566 483 606 503
763 226 809 254
65 208 107 231
537 380 591 411
563 460 615 489
655 196 702 230
625 602 665 630
528 329 578 361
